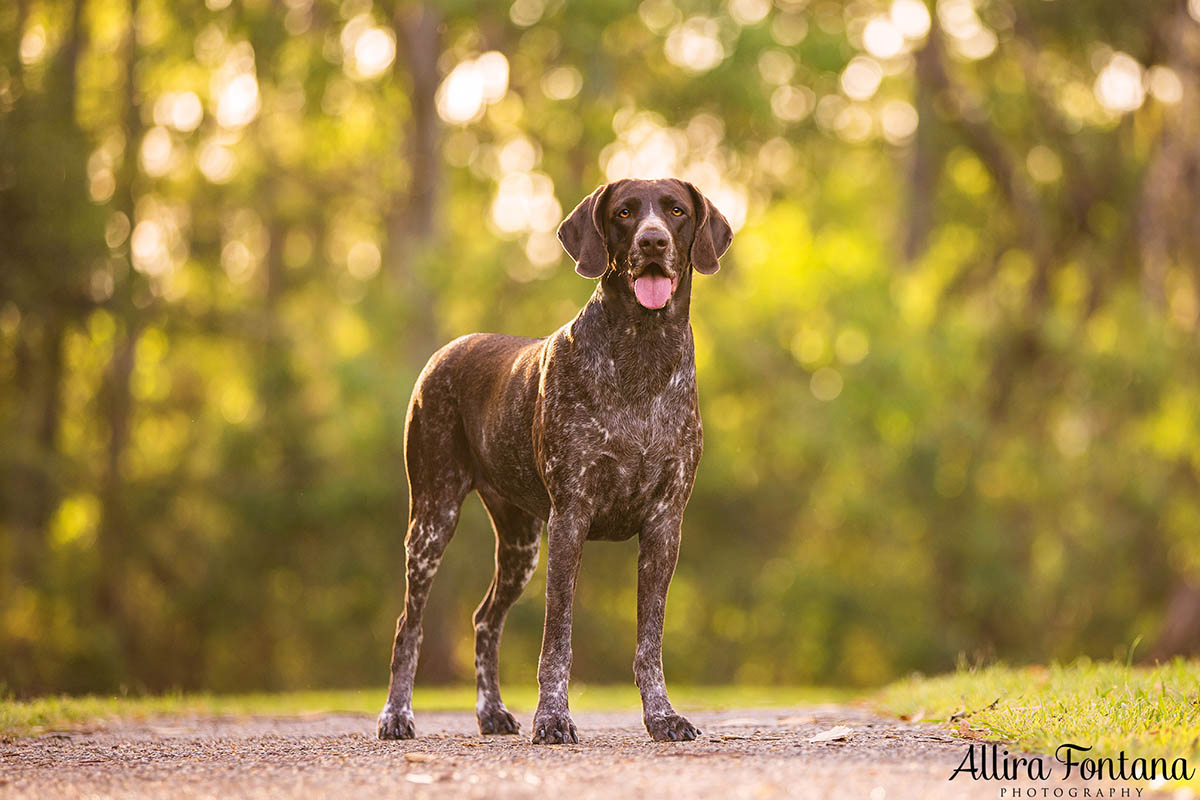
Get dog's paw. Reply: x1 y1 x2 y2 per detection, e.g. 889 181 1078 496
531 708 578 745
377 707 416 740
477 705 521 735
645 712 701 742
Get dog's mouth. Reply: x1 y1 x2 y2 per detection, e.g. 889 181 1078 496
627 263 678 310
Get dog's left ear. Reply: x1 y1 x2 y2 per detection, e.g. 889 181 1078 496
682 182 733 275
557 183 617 279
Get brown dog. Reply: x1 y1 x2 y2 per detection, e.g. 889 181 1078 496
377 178 732 744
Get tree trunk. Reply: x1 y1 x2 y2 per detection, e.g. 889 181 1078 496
389 2 458 684
7 317 63 585
904 35 942 262
1138 3 1200 307
1150 579 1200 660
388 3 441 359
96 0 141 672
6 0 88 586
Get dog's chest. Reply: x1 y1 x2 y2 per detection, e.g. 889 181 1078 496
592 377 694 458
541 355 700 526
587 389 700 539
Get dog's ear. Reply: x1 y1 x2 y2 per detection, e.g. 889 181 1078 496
683 182 733 275
557 183 616 279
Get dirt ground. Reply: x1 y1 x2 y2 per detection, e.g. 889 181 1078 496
0 706 1146 799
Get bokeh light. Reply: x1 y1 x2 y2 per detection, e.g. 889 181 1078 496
758 50 795 85
216 74 260 128
132 220 170 276
664 17 726 73
490 172 561 235
541 66 582 101
510 0 547 27
890 0 931 40
1026 145 1063 184
729 0 770 27
810 367 844 401
140 127 175 178
771 85 815 123
880 100 919 144
835 329 870 365
841 57 884 101
601 111 747 231
937 0 997 61
19 24 47 65
346 241 382 279
154 92 204 133
1147 66 1183 105
436 52 510 125
862 17 905 60
341 15 396 80
197 140 236 183
1094 52 1145 114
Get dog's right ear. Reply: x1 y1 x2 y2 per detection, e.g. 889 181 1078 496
557 183 615 279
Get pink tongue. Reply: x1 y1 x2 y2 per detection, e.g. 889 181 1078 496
633 275 673 309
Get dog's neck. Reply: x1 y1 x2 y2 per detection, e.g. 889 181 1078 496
575 267 695 400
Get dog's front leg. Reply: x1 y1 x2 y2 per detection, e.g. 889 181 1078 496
531 507 589 744
635 523 701 742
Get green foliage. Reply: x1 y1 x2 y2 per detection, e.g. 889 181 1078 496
2 0 1199 695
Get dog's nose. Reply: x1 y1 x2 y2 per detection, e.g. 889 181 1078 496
637 232 669 254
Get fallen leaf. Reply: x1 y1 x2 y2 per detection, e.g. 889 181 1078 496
404 753 435 763
808 725 854 743
956 723 990 741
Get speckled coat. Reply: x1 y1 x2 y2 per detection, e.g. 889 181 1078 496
377 179 733 744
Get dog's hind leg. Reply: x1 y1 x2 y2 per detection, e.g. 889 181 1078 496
378 392 472 740
377 498 466 739
472 486 541 735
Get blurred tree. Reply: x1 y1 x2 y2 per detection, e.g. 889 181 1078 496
2 0 1199 695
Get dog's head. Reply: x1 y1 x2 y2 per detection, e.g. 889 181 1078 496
557 179 733 310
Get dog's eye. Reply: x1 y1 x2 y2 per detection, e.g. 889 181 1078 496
671 207 684 217
618 208 631 218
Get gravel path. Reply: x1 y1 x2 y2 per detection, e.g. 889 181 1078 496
0 706 1141 799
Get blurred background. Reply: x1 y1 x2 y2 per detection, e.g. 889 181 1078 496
3 0 1200 697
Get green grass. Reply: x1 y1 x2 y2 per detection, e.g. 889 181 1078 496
877 658 1200 785
0 684 852 737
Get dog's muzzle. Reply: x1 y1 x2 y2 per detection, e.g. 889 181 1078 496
628 218 678 310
